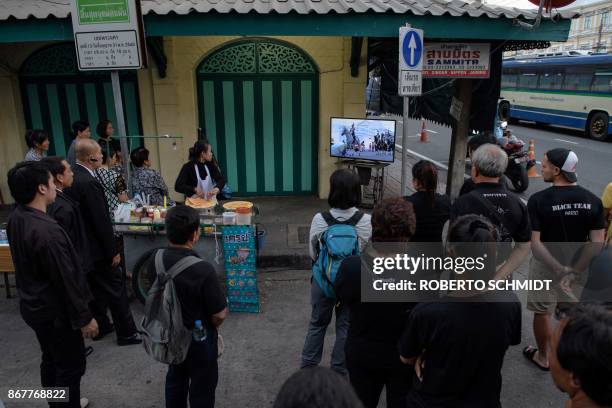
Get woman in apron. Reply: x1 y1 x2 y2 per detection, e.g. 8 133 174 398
175 140 228 201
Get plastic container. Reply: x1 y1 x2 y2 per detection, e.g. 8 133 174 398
235 207 252 225
192 320 207 342
222 212 236 225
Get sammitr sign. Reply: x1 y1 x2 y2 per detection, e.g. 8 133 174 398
423 43 490 78
70 0 145 70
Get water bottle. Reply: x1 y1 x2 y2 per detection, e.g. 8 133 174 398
193 320 207 342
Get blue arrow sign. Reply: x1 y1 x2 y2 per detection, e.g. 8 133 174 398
402 30 423 69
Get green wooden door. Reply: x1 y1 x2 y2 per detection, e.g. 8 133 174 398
20 43 143 157
197 40 318 196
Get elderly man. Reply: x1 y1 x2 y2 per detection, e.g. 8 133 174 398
65 139 141 346
451 143 531 280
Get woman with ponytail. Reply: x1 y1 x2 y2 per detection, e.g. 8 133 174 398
24 130 50 161
405 160 450 242
174 139 227 201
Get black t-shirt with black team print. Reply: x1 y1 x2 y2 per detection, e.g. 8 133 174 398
528 185 605 264
528 185 605 242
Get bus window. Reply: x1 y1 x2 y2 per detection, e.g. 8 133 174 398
591 71 612 94
563 69 594 91
538 71 564 90
501 73 518 89
518 72 539 89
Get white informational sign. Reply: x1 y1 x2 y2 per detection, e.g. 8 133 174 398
423 43 490 78
70 0 145 70
398 27 424 96
450 96 464 121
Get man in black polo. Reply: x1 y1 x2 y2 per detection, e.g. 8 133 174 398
6 161 98 408
451 143 531 280
151 205 228 407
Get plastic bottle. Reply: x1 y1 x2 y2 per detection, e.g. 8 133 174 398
193 320 207 342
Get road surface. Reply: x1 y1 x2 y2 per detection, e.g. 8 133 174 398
392 117 611 199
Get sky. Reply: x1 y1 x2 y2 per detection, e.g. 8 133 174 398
483 0 601 9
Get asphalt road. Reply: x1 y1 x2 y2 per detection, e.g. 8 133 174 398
394 117 612 200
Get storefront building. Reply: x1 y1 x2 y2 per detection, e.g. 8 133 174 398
0 0 574 202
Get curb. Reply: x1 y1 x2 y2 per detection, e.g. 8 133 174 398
257 254 311 270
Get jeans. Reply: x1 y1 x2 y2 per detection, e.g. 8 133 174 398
300 280 350 375
29 320 86 408
165 333 219 408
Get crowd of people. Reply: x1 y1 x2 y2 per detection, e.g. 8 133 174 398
301 144 611 408
3 123 612 408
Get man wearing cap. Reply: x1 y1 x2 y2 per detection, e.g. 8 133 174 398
524 148 606 371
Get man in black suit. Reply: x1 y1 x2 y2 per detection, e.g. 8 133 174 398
42 157 93 276
65 139 140 346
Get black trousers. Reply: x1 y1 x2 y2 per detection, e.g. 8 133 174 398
88 261 137 338
347 356 412 408
165 335 219 408
29 320 86 408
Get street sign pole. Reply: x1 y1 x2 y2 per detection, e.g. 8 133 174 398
111 70 131 195
401 95 409 196
398 24 423 197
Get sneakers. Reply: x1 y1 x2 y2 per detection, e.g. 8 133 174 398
117 333 142 346
80 397 89 408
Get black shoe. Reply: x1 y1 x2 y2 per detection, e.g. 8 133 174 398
85 346 94 357
117 334 142 346
92 324 115 341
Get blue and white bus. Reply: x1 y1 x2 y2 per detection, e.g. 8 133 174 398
501 54 612 141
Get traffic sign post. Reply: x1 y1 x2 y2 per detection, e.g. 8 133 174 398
70 0 147 193
398 26 424 196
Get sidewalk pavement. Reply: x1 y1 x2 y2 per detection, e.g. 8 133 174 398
0 267 566 408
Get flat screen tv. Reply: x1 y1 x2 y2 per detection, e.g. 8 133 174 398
330 117 396 163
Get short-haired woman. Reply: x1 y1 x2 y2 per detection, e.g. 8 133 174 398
130 146 171 206
334 197 416 408
24 130 50 161
301 169 372 376
96 119 121 162
94 145 128 215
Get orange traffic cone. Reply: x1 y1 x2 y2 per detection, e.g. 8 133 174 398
420 119 429 143
527 139 540 178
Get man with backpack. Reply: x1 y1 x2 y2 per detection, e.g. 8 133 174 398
141 205 227 408
301 169 372 375
451 143 531 280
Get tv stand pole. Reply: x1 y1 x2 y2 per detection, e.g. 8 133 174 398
342 159 389 208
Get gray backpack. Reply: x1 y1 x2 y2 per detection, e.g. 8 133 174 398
141 249 203 365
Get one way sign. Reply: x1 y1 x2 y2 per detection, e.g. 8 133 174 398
398 27 424 96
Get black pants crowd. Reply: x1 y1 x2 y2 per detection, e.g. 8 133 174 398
347 353 413 408
30 320 86 408
87 261 137 337
165 334 219 408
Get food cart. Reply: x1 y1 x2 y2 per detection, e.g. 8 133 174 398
114 201 262 313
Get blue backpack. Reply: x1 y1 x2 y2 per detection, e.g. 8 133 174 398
313 211 364 298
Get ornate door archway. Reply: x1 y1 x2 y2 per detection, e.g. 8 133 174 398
197 39 318 196
20 43 143 157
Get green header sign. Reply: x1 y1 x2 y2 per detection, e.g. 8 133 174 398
76 0 130 25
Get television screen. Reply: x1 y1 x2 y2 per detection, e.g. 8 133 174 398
330 117 396 163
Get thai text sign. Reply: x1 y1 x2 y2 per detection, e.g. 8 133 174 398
423 43 490 78
70 0 145 70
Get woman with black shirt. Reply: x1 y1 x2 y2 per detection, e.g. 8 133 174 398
174 140 227 201
405 160 450 242
334 197 416 408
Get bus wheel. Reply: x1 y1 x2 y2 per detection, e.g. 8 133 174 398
587 112 609 141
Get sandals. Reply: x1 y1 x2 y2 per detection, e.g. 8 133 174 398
522 346 549 371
